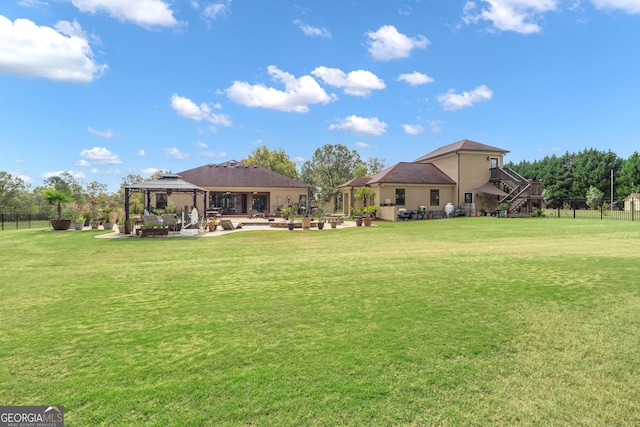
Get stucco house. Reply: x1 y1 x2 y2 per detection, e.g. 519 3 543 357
340 139 543 221
174 160 311 216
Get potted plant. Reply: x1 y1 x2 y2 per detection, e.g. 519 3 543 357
44 188 73 230
138 224 169 237
351 207 364 226
67 201 85 230
415 206 424 220
362 205 379 226
102 207 117 230
314 207 325 230
206 218 218 232
497 202 510 218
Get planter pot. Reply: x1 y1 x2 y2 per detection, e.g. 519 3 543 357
354 216 363 227
103 222 114 230
287 222 295 231
73 221 84 230
363 217 372 226
90 221 100 230
51 219 72 230
301 217 312 230
330 221 337 229
139 228 169 237
208 224 217 232
317 221 324 230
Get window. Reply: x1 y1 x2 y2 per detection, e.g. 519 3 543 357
430 189 440 206
395 188 405 205
490 157 499 169
464 193 473 203
156 193 167 210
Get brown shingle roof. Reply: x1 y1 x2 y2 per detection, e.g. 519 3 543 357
367 162 456 185
414 139 509 162
339 177 372 188
177 161 310 189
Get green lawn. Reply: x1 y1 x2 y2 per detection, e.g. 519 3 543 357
1 218 639 426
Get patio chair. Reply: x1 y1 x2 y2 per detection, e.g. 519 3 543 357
142 215 159 226
161 214 180 231
219 219 243 230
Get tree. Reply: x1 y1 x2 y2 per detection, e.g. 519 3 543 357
301 144 364 211
43 188 72 219
586 185 604 210
616 152 640 200
0 171 27 213
241 146 299 180
353 157 387 177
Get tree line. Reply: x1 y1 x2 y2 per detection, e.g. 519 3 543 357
506 148 640 206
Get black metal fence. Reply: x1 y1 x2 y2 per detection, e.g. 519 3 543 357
545 198 638 222
1 213 51 230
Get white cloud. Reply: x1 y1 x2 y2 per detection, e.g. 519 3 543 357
194 141 208 148
69 0 179 28
397 71 434 86
142 167 159 175
90 167 121 175
402 124 425 135
203 0 232 19
592 0 640 13
43 170 86 180
200 151 227 157
251 139 263 145
311 66 385 97
88 126 116 138
428 120 442 133
163 147 189 160
18 0 48 8
75 159 91 166
137 150 146 156
0 16 107 83
293 19 331 38
355 141 369 148
329 115 388 136
13 172 32 183
80 147 122 164
366 25 429 61
462 0 558 34
170 94 232 127
226 65 336 113
437 84 493 111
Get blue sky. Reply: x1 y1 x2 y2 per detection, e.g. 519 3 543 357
1 0 639 191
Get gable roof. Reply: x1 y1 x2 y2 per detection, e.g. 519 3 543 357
177 160 310 189
414 139 509 162
340 176 372 188
367 162 456 185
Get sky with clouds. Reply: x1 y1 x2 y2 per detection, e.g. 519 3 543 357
1 0 639 190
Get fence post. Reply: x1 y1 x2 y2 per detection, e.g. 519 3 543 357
1 213 3 231
600 203 603 220
573 199 576 219
557 199 560 218
633 201 635 222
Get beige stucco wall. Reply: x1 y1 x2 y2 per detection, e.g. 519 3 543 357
151 187 308 217
424 150 504 209
344 184 456 221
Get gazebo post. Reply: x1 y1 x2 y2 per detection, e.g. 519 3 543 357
124 188 131 234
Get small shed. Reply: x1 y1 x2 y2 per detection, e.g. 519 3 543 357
123 173 206 234
624 193 640 211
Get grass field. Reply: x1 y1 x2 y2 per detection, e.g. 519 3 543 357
1 218 639 426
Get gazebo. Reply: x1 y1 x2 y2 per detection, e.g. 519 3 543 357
123 173 206 234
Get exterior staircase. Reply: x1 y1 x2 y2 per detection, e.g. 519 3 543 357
490 167 543 214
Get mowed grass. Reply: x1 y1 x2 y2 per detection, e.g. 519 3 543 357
1 218 639 426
